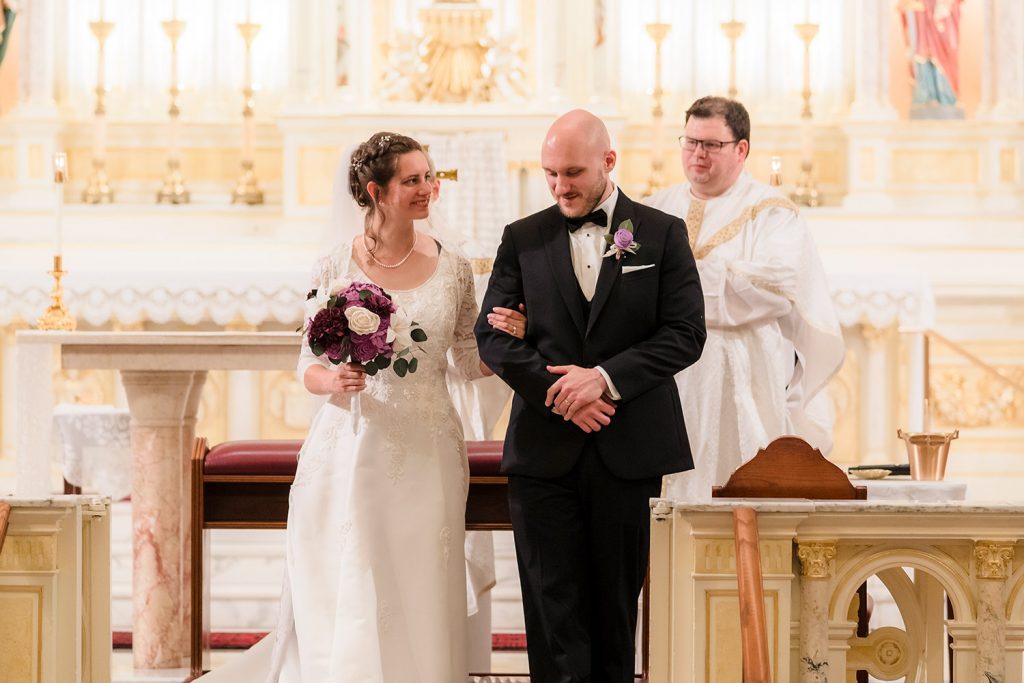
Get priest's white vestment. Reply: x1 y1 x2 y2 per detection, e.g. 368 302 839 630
645 171 844 500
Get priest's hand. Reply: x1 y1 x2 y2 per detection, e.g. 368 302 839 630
545 365 608 421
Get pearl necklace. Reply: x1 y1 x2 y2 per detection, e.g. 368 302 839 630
367 234 418 269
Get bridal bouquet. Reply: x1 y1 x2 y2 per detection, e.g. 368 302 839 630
304 280 427 377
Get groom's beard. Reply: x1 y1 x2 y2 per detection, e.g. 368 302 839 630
556 172 609 219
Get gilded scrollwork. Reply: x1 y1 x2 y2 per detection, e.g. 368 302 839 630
797 541 837 579
974 541 1014 580
381 1 527 103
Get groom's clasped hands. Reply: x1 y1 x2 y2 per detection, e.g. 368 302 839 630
544 364 616 433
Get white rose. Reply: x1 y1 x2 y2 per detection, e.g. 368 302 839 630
387 309 414 350
344 306 381 335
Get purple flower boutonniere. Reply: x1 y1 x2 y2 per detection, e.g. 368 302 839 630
603 219 640 261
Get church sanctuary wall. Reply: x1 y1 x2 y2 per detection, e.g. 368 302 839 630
1 0 1023 645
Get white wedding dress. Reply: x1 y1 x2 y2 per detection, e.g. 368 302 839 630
200 241 484 682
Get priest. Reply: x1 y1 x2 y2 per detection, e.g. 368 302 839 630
645 96 845 500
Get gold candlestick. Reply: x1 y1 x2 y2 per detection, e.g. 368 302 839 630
790 22 821 208
38 156 76 331
720 20 745 99
232 21 264 205
769 156 782 187
83 19 115 204
158 18 190 204
643 21 671 197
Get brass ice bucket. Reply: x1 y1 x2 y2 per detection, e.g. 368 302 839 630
897 429 959 481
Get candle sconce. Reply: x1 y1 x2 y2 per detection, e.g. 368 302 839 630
38 153 77 331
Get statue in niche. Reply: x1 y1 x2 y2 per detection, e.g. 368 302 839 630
334 0 349 87
0 1 17 68
899 0 965 119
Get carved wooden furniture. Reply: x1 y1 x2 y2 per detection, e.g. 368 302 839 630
189 437 506 679
649 436 1021 683
0 501 9 553
711 436 867 683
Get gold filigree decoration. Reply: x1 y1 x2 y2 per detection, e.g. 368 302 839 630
693 196 800 261
932 367 1020 428
797 541 837 578
381 2 527 103
685 198 705 253
974 541 1014 580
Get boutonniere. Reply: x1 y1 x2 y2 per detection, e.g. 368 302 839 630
603 219 640 261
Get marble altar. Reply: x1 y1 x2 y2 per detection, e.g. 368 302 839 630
15 331 297 671
649 498 1024 683
0 495 111 683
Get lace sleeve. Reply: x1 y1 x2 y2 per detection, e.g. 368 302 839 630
296 253 334 384
450 256 485 381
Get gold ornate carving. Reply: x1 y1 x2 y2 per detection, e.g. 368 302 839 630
931 366 1021 428
974 541 1014 580
0 536 57 572
382 1 526 103
695 538 792 575
797 541 837 578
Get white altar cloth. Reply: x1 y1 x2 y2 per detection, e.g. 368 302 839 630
52 403 132 500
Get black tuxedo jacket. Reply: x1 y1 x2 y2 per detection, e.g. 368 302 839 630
475 191 706 480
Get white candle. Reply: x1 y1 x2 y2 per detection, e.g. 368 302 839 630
99 0 105 21
53 153 67 257
245 0 252 23
172 0 177 20
803 0 810 23
731 0 737 22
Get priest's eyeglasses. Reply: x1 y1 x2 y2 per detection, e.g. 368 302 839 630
679 136 740 153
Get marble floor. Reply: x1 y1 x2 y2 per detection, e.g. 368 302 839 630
110 650 531 682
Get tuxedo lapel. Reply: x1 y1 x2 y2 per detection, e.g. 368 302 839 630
587 191 639 335
541 212 587 336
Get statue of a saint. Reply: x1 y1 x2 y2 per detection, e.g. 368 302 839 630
900 0 965 119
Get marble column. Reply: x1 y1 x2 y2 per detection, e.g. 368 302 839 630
121 370 197 670
988 0 1024 120
14 341 55 497
861 323 895 462
847 0 897 120
973 541 1014 683
797 541 837 683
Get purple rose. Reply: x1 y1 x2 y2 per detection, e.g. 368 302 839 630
613 229 634 250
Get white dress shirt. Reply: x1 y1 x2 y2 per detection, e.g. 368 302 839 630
566 187 622 400
568 187 619 301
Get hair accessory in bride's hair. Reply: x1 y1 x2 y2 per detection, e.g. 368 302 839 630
350 154 363 170
377 134 393 150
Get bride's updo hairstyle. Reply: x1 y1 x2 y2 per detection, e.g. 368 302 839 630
348 132 424 251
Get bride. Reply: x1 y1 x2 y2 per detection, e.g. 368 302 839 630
200 131 525 682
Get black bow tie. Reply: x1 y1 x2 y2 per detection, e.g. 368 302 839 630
565 208 608 232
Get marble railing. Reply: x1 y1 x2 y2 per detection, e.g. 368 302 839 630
0 496 111 683
649 498 1024 683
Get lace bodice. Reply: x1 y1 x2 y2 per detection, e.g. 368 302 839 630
297 240 484 397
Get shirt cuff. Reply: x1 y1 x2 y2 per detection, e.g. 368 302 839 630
595 366 621 401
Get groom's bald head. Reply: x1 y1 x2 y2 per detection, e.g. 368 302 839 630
541 110 616 218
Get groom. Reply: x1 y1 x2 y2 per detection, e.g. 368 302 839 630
475 110 706 682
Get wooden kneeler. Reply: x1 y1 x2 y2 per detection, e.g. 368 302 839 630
189 437 506 679
714 436 866 683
